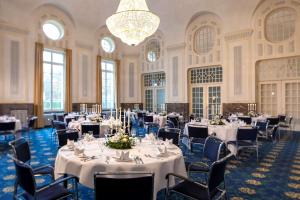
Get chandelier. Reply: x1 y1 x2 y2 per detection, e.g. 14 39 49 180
106 0 160 46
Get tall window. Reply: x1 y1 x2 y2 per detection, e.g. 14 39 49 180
102 60 116 109
43 49 65 112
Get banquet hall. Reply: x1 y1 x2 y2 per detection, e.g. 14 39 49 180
0 0 300 199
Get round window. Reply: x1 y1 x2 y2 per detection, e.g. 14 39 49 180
265 8 296 42
146 39 160 62
101 37 115 53
194 26 215 54
42 20 64 40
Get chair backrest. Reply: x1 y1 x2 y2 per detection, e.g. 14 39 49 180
65 117 75 126
81 124 100 137
0 121 16 132
271 125 278 141
167 116 179 127
13 158 36 197
57 115 65 122
188 125 208 139
144 115 154 123
255 120 269 131
207 154 233 197
157 128 180 146
137 112 144 119
9 137 31 163
165 120 175 128
203 136 224 162
94 172 154 200
237 127 258 141
53 120 67 130
267 117 279 126
57 130 79 147
238 117 252 124
278 115 286 122
28 116 38 128
288 116 293 125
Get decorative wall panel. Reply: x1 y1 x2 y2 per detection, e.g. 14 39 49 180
10 40 19 95
129 63 134 97
82 54 88 97
234 46 242 95
172 56 178 97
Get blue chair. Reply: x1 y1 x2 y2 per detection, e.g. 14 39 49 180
186 136 225 177
0 121 16 142
165 120 175 128
228 127 258 160
81 124 100 138
57 129 79 148
238 116 252 124
256 120 269 139
167 116 179 128
9 138 54 197
187 125 209 152
157 128 181 146
165 154 233 200
94 172 154 200
12 157 78 200
271 125 279 142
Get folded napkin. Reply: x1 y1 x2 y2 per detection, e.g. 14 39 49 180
74 145 84 155
165 138 173 146
145 133 156 141
116 151 130 161
157 146 168 155
84 133 95 142
67 139 75 148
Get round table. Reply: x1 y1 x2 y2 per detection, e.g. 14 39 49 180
54 139 187 197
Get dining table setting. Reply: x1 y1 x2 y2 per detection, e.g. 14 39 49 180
54 132 187 198
0 115 22 131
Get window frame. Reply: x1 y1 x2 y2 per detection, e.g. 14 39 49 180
43 49 66 113
101 59 116 110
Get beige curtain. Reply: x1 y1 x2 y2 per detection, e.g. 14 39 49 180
34 42 44 128
116 59 121 107
96 55 102 105
65 49 72 113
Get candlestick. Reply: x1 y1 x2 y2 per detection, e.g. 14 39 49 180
119 108 121 121
116 108 118 121
123 109 126 129
128 112 130 134
110 109 112 118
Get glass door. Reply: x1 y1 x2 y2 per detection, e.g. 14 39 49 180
259 82 279 116
144 89 153 112
190 86 221 119
284 81 300 119
156 88 165 113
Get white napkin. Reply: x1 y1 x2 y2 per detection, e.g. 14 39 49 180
157 146 168 156
165 139 173 146
84 134 95 142
116 151 130 161
145 133 156 141
67 139 75 148
74 145 84 155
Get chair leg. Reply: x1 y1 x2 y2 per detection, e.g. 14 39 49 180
256 146 259 162
13 179 18 199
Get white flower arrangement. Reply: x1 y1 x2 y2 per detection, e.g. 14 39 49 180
106 129 135 149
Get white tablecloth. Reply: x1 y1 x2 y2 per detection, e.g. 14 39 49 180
0 117 22 131
54 139 187 198
182 122 239 154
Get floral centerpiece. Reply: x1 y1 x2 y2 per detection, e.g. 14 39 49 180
210 114 225 125
105 129 135 149
248 111 256 117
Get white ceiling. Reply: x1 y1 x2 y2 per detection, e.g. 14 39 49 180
1 0 262 45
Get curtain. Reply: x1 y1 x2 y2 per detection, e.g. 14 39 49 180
96 55 102 105
116 59 121 108
34 42 44 128
65 49 72 113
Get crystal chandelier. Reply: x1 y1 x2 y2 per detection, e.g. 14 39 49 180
106 0 160 46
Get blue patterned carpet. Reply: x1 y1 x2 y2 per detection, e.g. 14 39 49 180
0 127 300 200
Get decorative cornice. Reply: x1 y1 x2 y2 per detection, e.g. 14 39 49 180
0 22 29 35
167 42 186 51
225 29 253 41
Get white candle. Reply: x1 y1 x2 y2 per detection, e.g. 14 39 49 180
100 105 102 113
128 112 130 133
119 108 121 121
123 109 126 129
110 109 112 118
116 108 118 121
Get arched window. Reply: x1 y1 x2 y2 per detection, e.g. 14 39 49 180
265 8 296 42
145 39 160 62
101 37 115 53
194 26 215 54
42 20 64 40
